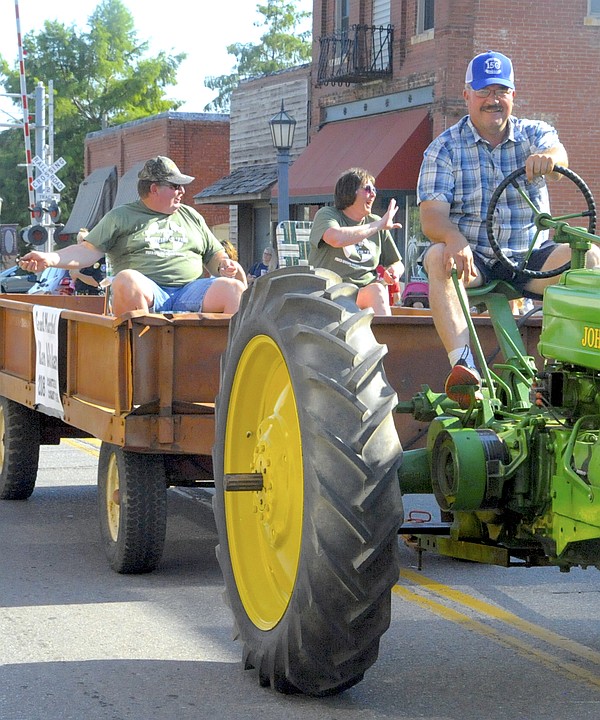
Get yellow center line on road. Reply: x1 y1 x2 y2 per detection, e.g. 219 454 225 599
398 567 600 667
393 585 600 690
63 437 101 458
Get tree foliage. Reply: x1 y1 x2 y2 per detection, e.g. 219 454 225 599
204 0 312 113
0 0 185 226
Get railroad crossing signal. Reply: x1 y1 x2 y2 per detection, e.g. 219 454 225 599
31 155 66 192
21 224 49 246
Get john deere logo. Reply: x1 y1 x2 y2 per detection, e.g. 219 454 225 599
581 326 600 349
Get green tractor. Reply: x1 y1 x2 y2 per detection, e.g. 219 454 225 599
212 166 600 696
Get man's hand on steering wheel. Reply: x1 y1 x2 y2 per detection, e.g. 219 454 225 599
525 153 557 182
486 165 596 279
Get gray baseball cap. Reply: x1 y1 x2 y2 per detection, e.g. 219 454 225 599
138 156 194 185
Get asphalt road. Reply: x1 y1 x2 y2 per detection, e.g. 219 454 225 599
1 439 600 720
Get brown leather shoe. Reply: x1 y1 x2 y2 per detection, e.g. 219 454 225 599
445 360 482 409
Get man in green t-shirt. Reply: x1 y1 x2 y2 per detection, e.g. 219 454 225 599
19 156 247 315
308 167 404 315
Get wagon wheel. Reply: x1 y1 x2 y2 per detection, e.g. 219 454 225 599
97 443 167 574
486 165 596 279
0 396 41 500
213 267 403 696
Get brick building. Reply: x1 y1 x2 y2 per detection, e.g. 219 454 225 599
79 112 230 234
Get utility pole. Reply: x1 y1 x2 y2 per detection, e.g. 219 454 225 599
11 0 65 253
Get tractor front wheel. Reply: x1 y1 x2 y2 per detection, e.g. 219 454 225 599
213 268 403 696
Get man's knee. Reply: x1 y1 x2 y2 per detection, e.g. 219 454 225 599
110 269 154 313
222 276 246 296
203 277 245 313
546 242 600 270
111 269 145 293
423 244 445 278
586 243 600 268
228 277 246 303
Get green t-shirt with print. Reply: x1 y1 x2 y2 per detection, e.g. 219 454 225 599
85 201 223 286
308 205 402 287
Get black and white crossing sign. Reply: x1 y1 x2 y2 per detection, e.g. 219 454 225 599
31 155 66 192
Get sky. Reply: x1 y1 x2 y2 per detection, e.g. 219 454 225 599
0 0 313 125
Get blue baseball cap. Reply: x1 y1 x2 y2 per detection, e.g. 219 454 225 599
465 51 515 90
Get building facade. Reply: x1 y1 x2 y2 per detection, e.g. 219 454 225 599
194 65 310 271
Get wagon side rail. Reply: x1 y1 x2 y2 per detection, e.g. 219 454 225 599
0 296 229 454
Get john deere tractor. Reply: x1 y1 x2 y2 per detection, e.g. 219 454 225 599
212 166 600 696
398 166 600 573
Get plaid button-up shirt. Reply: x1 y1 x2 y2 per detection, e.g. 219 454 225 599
417 115 561 259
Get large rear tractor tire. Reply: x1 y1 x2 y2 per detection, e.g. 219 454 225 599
0 396 41 500
98 443 168 574
213 267 403 696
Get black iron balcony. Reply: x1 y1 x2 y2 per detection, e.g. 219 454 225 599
317 24 394 86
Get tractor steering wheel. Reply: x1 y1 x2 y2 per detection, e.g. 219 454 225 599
485 165 596 280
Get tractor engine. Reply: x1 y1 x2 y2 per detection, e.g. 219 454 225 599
426 269 600 570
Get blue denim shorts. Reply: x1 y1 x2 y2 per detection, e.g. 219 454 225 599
149 276 218 313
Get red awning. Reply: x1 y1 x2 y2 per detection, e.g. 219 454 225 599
280 106 431 202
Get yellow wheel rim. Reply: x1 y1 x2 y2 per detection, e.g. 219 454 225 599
224 335 303 631
105 453 120 542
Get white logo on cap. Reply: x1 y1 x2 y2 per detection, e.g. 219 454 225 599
484 58 502 75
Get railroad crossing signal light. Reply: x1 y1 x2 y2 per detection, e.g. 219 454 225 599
29 200 61 223
31 202 45 221
20 224 49 246
53 224 68 244
48 200 61 222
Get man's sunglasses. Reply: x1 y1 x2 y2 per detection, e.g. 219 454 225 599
158 181 184 190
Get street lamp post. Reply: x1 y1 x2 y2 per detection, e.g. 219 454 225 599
269 100 297 225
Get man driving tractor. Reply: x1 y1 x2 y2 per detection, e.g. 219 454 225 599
417 50 600 408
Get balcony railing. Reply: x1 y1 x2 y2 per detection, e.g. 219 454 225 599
317 24 394 86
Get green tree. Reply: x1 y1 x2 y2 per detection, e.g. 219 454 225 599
0 0 185 227
204 0 312 113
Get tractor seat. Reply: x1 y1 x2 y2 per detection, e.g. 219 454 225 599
467 279 522 313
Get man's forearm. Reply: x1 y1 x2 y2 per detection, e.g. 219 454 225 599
53 244 103 269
